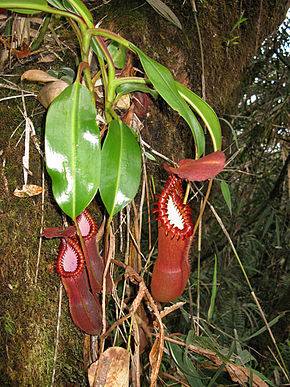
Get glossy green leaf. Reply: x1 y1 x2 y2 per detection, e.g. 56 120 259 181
116 83 158 101
47 0 64 9
47 0 93 22
220 180 232 215
175 82 222 151
45 82 101 220
100 120 141 216
107 41 127 69
130 44 205 158
1 0 49 13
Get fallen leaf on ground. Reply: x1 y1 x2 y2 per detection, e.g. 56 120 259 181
13 184 42 197
88 347 130 387
21 69 58 83
37 80 69 108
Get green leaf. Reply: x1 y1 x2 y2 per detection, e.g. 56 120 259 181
116 83 158 101
208 254 218 320
107 41 127 69
175 82 222 151
47 0 64 9
47 0 93 24
62 0 93 22
45 82 101 220
220 180 232 215
168 342 206 387
145 0 182 30
144 152 157 161
241 312 286 342
100 120 141 216
219 117 239 149
231 17 248 32
1 0 49 14
130 44 205 158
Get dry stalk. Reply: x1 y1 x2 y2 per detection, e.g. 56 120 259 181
50 281 63 387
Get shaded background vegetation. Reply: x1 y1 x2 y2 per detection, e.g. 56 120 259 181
0 0 289 385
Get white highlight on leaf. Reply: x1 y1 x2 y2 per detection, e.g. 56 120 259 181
83 130 99 146
115 190 130 206
167 195 184 229
45 141 73 205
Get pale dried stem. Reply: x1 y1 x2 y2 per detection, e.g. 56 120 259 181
140 137 174 164
160 302 186 320
159 372 190 386
125 206 130 265
128 228 147 263
132 317 141 387
50 281 63 387
100 227 115 352
267 345 289 382
34 163 45 284
196 199 203 336
142 151 152 250
138 173 146 250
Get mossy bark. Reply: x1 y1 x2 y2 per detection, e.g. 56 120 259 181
0 0 287 385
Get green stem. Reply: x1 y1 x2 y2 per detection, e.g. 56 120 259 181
8 4 87 26
112 77 150 88
104 214 113 270
87 28 130 48
64 0 94 28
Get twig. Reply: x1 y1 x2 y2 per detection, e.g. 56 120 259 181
267 345 290 383
132 317 141 387
196 199 203 336
140 137 175 164
191 0 206 100
34 162 45 284
159 372 190 386
0 93 36 102
100 227 115 352
160 302 186 320
142 151 152 250
51 281 63 387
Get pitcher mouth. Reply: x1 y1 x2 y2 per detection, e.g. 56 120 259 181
153 175 193 240
76 208 98 241
56 237 85 278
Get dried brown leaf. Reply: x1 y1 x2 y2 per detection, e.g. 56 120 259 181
226 363 268 387
21 69 58 83
88 347 130 387
13 184 42 197
37 80 69 108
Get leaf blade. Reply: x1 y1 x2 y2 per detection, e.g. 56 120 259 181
220 180 232 214
145 0 182 30
130 44 205 158
1 0 49 14
175 81 222 151
45 82 101 220
100 120 141 216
